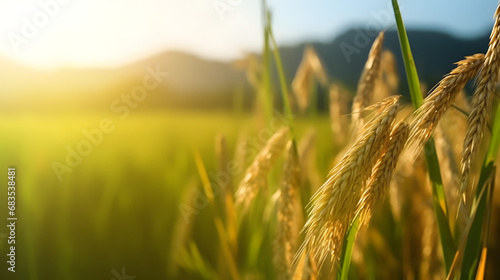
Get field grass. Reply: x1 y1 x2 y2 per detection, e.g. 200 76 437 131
0 111 335 280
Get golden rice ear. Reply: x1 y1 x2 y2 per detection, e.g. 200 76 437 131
409 53 484 158
305 47 329 87
292 54 314 114
352 32 385 131
461 4 500 196
235 127 289 211
274 140 302 279
292 46 329 114
298 96 400 269
373 49 399 103
355 121 409 226
383 50 399 95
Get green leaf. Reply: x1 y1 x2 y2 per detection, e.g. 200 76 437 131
260 0 273 123
339 217 360 280
391 0 455 272
265 5 299 155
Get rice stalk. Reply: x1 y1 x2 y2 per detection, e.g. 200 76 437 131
355 121 409 226
306 47 329 86
339 121 408 280
298 96 400 269
408 53 484 155
351 32 385 131
461 4 500 195
292 47 329 113
374 50 399 103
235 127 290 210
275 140 302 279
292 55 314 113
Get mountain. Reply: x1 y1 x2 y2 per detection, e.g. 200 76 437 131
0 29 490 113
0 51 250 112
278 28 489 93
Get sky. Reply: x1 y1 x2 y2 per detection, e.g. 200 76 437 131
0 0 498 69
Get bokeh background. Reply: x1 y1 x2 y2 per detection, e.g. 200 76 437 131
0 0 499 279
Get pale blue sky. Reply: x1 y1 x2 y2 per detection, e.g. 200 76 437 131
0 0 497 69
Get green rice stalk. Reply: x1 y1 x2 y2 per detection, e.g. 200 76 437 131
391 0 455 272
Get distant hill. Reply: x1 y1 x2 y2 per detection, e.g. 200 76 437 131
278 28 489 93
0 29 490 113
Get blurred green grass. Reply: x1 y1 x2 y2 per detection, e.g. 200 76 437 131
0 111 334 280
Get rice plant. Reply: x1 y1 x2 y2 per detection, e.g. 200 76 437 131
176 1 500 279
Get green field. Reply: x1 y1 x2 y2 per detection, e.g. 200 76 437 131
2 1 500 279
0 111 335 280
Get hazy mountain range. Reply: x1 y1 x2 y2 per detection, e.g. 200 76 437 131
0 28 490 113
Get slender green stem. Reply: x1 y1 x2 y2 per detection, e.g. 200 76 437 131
484 102 500 163
267 16 293 122
391 0 422 108
339 217 360 280
391 0 455 272
266 8 298 158
260 0 273 122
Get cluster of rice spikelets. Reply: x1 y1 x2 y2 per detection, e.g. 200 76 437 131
355 121 409 226
373 50 399 103
299 96 400 268
235 127 289 210
387 111 416 222
409 53 484 154
292 47 329 113
461 5 500 194
274 140 302 279
351 32 385 131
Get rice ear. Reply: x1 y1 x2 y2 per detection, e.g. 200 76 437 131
355 121 409 226
292 46 329 114
274 140 302 279
352 32 385 131
292 55 314 113
409 53 484 156
461 4 500 196
235 127 290 211
298 96 400 268
305 47 329 87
